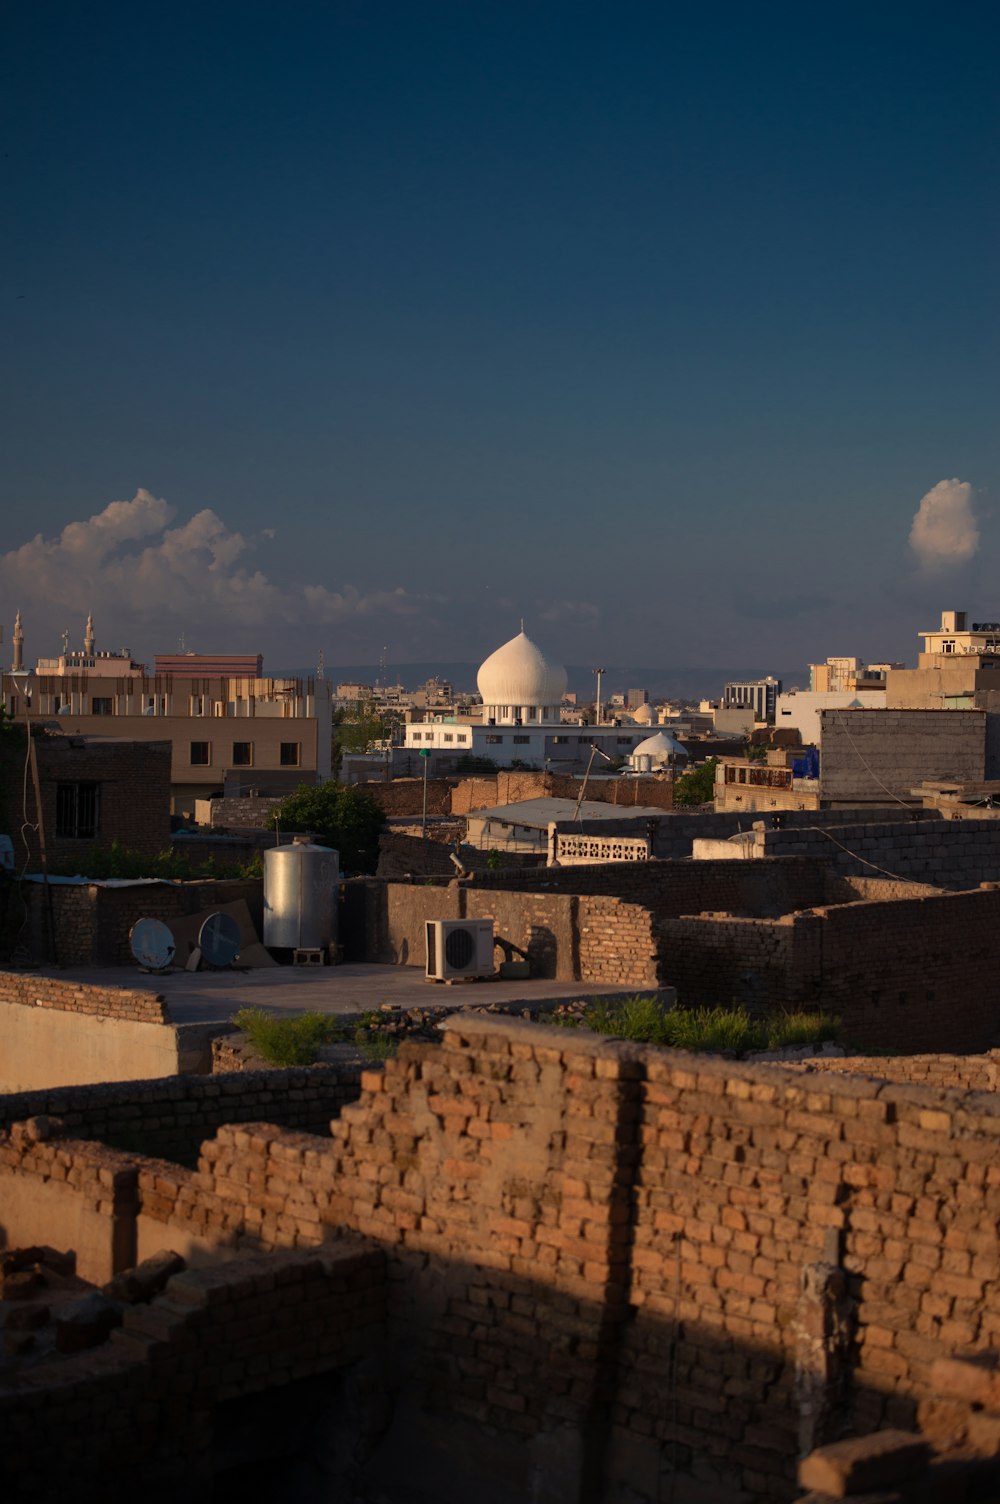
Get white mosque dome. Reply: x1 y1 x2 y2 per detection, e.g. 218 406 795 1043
631 731 689 767
630 702 655 726
477 630 568 709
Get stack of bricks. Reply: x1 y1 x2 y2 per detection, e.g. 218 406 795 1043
0 971 169 1023
0 1244 384 1501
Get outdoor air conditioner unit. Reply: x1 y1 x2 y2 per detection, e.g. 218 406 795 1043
425 918 495 982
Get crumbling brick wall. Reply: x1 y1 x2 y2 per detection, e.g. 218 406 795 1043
0 970 169 1023
7 1019 1000 1500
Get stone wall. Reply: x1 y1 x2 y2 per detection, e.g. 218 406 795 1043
15 1015 999 1501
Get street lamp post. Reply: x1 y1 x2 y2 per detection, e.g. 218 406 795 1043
593 667 606 726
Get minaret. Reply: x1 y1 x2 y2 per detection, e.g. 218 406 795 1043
12 610 23 672
84 611 95 657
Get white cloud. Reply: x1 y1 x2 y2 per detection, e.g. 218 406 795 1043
538 599 601 624
909 478 979 572
0 488 434 637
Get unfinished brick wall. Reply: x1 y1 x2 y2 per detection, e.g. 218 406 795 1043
0 1063 364 1166
782 1051 1000 1091
0 970 169 1023
8 1019 1000 1500
658 885 1000 1051
742 816 1000 890
0 1244 384 1504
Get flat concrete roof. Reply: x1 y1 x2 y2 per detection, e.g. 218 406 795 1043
27 961 660 1027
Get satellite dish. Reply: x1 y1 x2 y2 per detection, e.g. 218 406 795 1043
198 912 241 968
130 918 176 972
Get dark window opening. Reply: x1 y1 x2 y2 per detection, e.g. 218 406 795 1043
56 782 99 839
279 742 300 767
91 697 113 715
232 742 252 767
190 742 211 766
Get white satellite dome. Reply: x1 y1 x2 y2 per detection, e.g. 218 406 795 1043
630 731 688 768
477 630 568 712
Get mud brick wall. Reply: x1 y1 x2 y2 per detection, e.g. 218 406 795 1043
0 1064 364 1166
782 1051 1000 1091
357 777 454 817
657 912 804 1010
202 793 283 827
0 970 169 1022
575 896 660 986
0 1245 384 1504
648 808 934 861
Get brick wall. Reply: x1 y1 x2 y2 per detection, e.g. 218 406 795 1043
0 731 172 866
0 970 169 1023
0 1063 364 1166
201 793 283 827
657 885 1000 1051
8 1018 1000 1499
449 769 675 815
0 1244 384 1502
780 1050 1000 1091
2 876 263 966
87 1014 1000 1501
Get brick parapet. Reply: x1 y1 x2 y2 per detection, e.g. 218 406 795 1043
0 970 169 1023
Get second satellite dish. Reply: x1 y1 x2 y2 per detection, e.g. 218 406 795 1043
130 918 176 972
198 911 241 968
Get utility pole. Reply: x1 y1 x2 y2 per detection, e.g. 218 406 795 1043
593 667 606 726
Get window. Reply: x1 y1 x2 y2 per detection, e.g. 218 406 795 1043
486 734 503 744
232 742 253 766
91 697 113 715
190 742 211 766
552 735 569 744
617 737 633 746
513 735 530 744
56 782 99 839
443 733 454 743
280 742 300 767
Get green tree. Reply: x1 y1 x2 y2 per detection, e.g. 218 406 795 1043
271 781 386 874
672 758 719 808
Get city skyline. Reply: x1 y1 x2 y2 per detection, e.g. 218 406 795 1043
3 4 996 670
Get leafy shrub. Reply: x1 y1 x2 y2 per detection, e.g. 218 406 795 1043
232 1008 338 1066
270 782 386 874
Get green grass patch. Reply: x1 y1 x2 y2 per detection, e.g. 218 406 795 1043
553 996 839 1055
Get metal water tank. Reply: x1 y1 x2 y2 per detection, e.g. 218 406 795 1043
263 836 340 950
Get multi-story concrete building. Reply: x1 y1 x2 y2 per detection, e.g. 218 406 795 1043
3 616 331 814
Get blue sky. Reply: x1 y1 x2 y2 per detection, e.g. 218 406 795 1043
1 2 997 678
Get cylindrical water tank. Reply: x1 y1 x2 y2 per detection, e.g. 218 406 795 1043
263 836 340 950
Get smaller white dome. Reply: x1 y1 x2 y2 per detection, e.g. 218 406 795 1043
630 703 655 725
631 731 688 766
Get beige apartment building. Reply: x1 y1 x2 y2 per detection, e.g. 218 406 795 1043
2 621 331 813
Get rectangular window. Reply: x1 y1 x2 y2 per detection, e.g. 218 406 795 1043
232 742 253 766
617 737 633 746
443 733 454 742
513 735 530 744
56 782 99 839
190 741 211 766
91 697 113 715
280 742 300 767
485 735 503 745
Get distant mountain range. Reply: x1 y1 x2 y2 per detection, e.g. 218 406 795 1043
272 662 807 701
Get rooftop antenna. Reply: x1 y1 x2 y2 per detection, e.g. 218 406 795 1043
178 631 186 653
60 628 69 656
378 644 387 688
317 648 325 679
